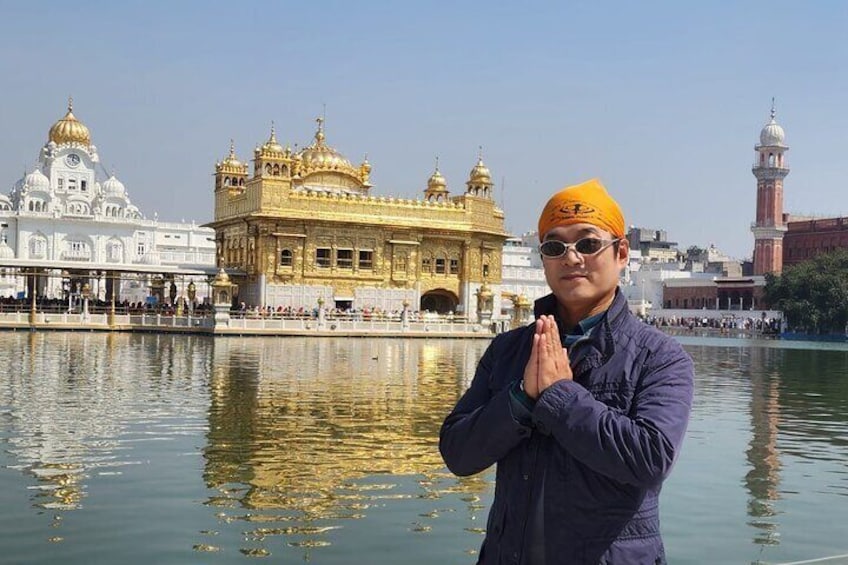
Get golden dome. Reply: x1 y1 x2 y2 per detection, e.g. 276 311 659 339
297 117 357 176
48 98 91 146
211 268 231 287
468 154 492 184
222 140 243 166
426 158 448 192
260 122 284 154
216 140 249 175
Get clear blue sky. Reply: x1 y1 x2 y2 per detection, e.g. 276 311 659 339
2 1 847 259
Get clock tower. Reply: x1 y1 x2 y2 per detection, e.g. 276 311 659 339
751 102 789 275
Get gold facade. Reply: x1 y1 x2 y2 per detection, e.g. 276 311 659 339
207 119 507 313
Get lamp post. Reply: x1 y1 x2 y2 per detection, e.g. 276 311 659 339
187 280 197 316
108 273 117 327
401 298 410 330
81 282 91 322
317 296 326 330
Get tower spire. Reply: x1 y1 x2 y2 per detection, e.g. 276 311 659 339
770 97 776 120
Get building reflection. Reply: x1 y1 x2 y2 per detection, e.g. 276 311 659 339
203 337 492 555
742 344 848 550
0 332 211 535
744 346 783 546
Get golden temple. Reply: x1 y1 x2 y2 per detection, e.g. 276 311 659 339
207 118 508 316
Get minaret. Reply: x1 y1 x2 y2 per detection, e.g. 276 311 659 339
751 101 789 275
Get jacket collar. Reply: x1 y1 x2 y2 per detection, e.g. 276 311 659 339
533 289 629 373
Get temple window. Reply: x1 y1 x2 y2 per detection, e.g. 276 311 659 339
449 258 459 274
421 257 432 273
483 264 490 278
435 258 446 274
358 250 373 270
57 178 64 189
316 247 331 268
68 179 77 190
336 249 353 269
81 180 87 192
280 249 293 267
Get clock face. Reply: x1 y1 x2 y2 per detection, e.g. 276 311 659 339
65 153 81 167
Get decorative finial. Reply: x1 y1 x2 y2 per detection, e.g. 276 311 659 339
478 145 484 163
228 139 235 158
315 116 325 144
68 96 73 112
770 97 776 120
435 156 440 171
270 120 276 141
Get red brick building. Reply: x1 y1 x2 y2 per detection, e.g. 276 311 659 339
663 278 765 311
783 216 848 268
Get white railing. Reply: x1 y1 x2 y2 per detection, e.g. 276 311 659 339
0 310 492 336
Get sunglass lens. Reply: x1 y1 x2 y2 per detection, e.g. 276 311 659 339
540 240 566 257
575 238 603 254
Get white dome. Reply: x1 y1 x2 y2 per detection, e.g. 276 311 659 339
24 168 50 191
102 174 126 197
759 118 786 147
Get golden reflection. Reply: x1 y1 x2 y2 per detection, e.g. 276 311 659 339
203 337 492 555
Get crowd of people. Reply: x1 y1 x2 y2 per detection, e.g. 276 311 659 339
639 313 783 334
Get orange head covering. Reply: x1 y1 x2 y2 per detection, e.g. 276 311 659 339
537 178 625 241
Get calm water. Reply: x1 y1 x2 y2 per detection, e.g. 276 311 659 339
0 333 847 565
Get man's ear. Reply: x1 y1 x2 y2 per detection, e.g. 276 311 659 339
617 238 630 262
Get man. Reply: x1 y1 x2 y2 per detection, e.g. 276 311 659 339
440 179 694 564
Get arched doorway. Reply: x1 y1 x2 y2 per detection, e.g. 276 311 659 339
420 289 458 314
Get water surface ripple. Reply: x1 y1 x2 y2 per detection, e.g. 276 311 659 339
1 333 847 564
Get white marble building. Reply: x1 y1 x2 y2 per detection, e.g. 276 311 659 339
0 100 215 304
498 233 550 317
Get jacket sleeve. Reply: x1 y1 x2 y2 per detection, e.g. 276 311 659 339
439 336 533 476
532 339 694 487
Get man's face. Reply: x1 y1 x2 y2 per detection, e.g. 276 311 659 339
541 223 629 316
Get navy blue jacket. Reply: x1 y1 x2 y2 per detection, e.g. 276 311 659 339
439 291 694 564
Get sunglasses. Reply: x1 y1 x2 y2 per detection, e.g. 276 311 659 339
539 237 620 259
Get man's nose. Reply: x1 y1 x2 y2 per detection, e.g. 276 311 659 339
560 247 583 265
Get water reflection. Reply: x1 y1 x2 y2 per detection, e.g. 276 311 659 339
1 334 847 563
684 342 848 553
202 337 490 556
0 332 211 525
745 346 783 545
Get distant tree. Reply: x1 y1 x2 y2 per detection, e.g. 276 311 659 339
764 249 848 334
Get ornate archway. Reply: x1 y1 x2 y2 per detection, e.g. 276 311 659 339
420 289 458 314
